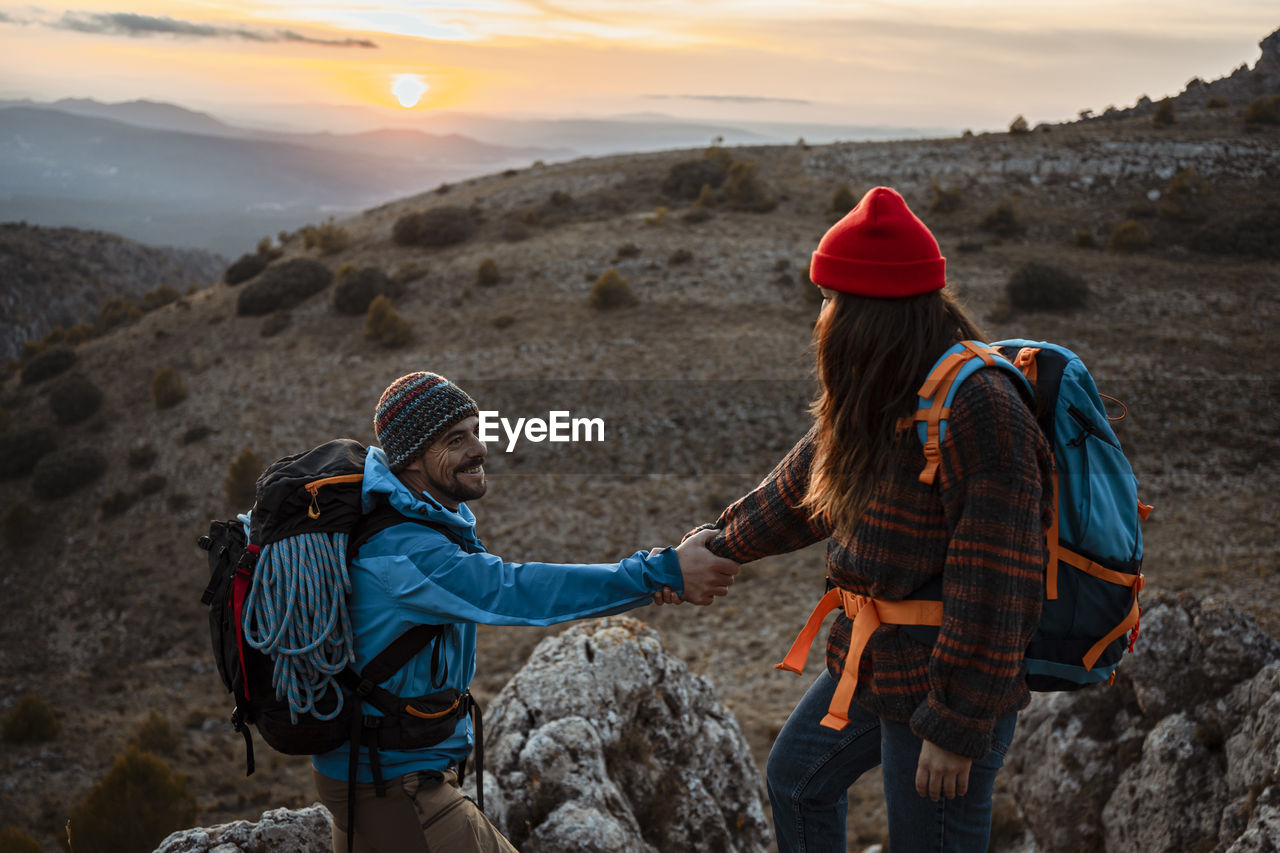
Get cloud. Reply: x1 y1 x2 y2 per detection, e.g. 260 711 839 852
648 94 812 106
52 11 378 47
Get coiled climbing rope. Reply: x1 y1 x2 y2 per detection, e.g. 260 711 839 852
242 531 354 722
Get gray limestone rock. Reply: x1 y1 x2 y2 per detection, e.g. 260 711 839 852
154 805 332 853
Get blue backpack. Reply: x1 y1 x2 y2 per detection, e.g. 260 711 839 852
905 339 1150 690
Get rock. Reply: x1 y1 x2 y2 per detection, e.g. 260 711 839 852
154 805 332 853
469 615 771 853
1224 663 1280 799
1226 786 1280 853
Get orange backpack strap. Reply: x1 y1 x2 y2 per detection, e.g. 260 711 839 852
908 342 1004 485
776 589 943 730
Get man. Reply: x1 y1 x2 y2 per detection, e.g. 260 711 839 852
312 371 738 853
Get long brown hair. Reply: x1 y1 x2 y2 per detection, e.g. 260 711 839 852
801 287 986 534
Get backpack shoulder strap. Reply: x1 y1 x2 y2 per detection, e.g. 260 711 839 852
904 340 1031 485
347 500 481 562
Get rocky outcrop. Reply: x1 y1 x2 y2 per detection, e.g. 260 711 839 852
466 616 772 853
1003 593 1280 853
155 804 331 853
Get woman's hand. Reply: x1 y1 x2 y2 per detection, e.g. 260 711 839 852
669 528 740 605
915 738 972 801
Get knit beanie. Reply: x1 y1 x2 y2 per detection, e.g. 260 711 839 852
373 372 479 471
810 187 946 298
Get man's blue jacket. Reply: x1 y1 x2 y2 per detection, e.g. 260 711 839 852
312 446 683 782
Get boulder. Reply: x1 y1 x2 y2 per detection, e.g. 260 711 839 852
154 804 331 853
468 615 772 853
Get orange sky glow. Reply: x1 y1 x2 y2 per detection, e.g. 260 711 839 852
0 1 1276 130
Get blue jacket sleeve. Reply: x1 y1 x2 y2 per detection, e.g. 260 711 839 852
363 529 684 626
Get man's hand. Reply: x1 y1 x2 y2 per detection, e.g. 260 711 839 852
915 738 973 801
670 528 740 606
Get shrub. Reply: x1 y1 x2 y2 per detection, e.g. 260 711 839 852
693 184 717 210
260 312 291 338
150 368 188 410
138 473 167 496
49 373 104 425
2 502 36 548
301 219 351 256
644 206 668 226
1108 219 1151 252
1006 262 1089 312
500 217 532 242
703 143 733 170
334 266 395 315
614 243 641 260
0 826 41 853
589 268 637 310
133 711 179 755
256 236 283 260
828 185 855 214
391 206 477 248
236 258 334 316
668 248 694 265
722 161 776 212
31 448 108 499
1075 229 1098 248
0 429 56 480
1009 115 1030 134
224 448 264 508
1152 98 1176 127
981 200 1026 237
20 347 76 385
1158 168 1213 223
1188 202 1280 259
1125 201 1158 219
67 746 196 853
2 694 60 743
100 489 136 517
1243 95 1280 126
96 297 142 334
928 182 964 214
224 252 269 286
364 296 413 348
662 159 728 200
140 284 181 312
476 258 501 287
182 425 215 444
127 444 156 470
682 208 713 224
1206 96 1229 109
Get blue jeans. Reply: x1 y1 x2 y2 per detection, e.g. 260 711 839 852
767 671 1017 853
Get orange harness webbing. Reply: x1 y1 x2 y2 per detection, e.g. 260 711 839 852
774 588 943 730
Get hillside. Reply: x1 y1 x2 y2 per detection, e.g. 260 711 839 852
1 35 1278 851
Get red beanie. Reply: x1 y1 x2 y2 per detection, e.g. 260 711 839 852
810 187 946 298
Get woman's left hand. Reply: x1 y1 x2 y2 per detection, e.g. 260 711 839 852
915 738 972 801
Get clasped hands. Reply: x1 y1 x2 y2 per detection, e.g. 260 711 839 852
652 527 740 607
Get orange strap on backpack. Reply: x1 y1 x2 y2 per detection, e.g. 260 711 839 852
774 588 942 730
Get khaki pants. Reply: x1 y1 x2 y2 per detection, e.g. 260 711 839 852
313 766 518 853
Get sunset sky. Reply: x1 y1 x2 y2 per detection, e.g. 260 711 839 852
1 1 1275 132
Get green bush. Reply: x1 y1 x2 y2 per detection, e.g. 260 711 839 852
20 347 76 385
225 448 264 508
334 266 396 315
2 502 36 548
140 284 181 312
828 185 856 213
1152 98 1176 127
1006 262 1089 312
0 825 41 853
96 297 143 334
224 252 269 286
476 258 501 287
364 296 413 348
132 711 179 755
662 159 728 200
391 206 477 248
150 368 188 410
1188 202 1280 259
67 746 196 853
1108 219 1151 252
928 182 964 214
1243 95 1279 126
31 448 108 500
1158 168 1212 223
721 161 776 212
49 373 104 425
301 219 351 255
236 258 334 316
2 694 59 743
0 429 56 480
589 268 637 310
981 200 1026 237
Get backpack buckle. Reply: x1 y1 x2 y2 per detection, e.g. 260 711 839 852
356 679 375 697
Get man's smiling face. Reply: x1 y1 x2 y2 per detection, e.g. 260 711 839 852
401 415 487 510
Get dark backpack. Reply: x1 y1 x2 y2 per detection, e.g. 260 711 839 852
198 438 485 843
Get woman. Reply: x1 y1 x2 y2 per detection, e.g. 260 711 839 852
696 187 1054 851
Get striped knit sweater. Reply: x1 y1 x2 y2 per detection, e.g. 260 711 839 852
706 368 1055 759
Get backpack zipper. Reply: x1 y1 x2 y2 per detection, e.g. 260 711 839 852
303 473 364 519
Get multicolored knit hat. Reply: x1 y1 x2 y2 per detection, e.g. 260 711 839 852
373 372 479 471
810 186 946 298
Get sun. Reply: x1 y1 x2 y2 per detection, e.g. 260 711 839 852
391 74 429 108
